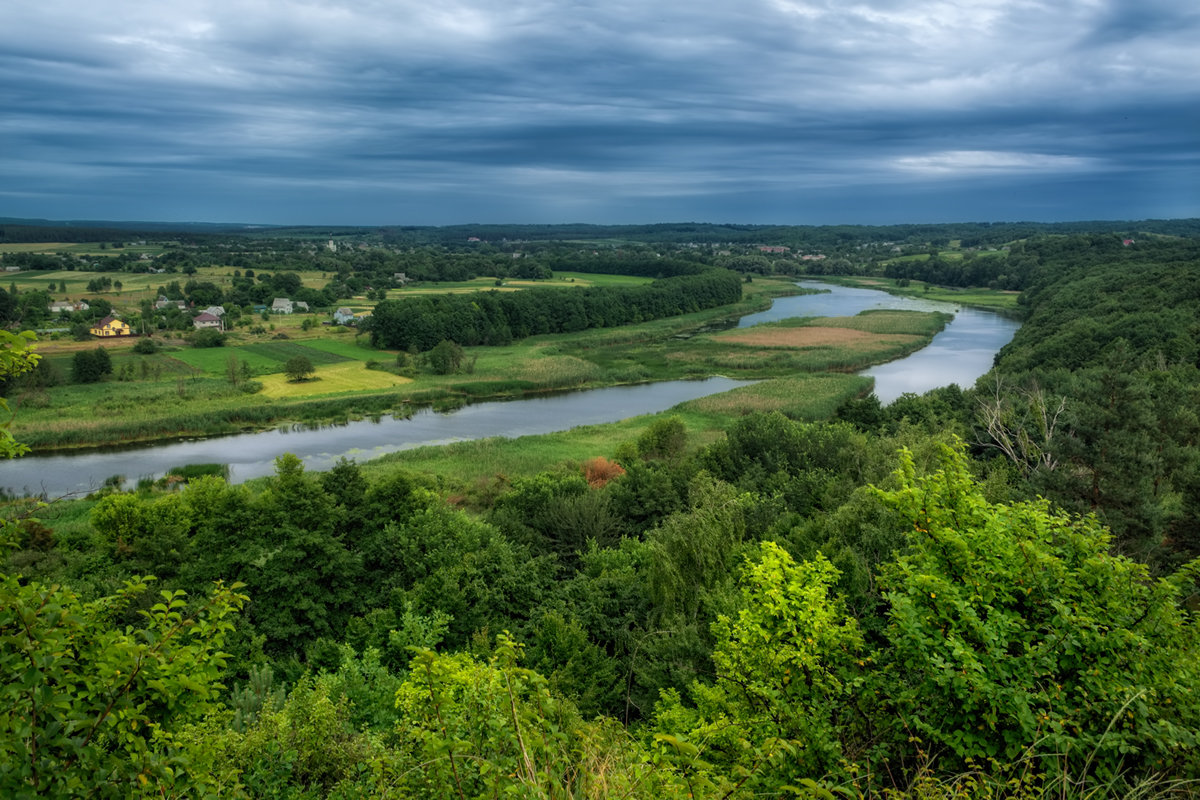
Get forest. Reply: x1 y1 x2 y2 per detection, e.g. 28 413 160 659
2 227 1200 798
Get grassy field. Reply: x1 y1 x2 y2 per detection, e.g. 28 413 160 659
257 362 413 398
384 272 651 297
0 242 167 257
819 276 1022 313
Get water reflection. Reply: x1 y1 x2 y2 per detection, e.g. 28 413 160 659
1 377 750 497
741 281 1020 404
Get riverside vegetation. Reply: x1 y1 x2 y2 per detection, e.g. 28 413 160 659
2 222 1200 798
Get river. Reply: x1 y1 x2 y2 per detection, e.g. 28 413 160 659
740 281 1019 403
1 281 1019 497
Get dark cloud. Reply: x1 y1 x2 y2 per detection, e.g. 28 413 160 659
1 0 1197 224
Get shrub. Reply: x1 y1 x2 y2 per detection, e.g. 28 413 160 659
427 339 464 375
583 456 626 488
872 442 1200 779
191 329 225 348
284 356 315 382
71 347 112 383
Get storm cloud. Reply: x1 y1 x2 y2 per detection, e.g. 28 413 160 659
2 0 1197 224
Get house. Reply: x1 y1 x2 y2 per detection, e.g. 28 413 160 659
154 295 187 311
393 272 410 284
294 301 310 312
271 298 294 314
49 300 90 314
91 315 131 337
192 312 222 330
202 305 226 317
333 307 357 325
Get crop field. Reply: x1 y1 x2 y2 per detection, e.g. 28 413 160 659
714 326 916 349
239 341 353 366
0 242 166 257
167 346 282 374
389 272 649 297
257 362 413 398
300 338 395 360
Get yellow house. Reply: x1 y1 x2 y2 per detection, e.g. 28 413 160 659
91 315 131 337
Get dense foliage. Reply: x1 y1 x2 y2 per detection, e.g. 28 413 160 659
366 269 743 350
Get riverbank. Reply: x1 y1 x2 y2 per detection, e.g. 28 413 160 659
811 275 1024 315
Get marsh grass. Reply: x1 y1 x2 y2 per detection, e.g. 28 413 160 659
676 375 871 420
519 356 603 387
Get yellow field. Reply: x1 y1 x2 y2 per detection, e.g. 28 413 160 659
257 362 413 398
714 326 916 349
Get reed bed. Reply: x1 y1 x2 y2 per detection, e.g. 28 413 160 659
519 356 603 388
676 375 871 420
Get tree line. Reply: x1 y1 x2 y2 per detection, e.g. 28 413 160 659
365 269 744 351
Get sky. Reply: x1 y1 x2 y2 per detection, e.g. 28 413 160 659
2 0 1198 227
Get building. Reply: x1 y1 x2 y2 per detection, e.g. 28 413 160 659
48 300 90 314
333 307 357 325
192 312 222 330
154 296 187 311
91 316 131 337
271 298 295 314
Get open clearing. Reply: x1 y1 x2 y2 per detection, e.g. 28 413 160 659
257 361 413 398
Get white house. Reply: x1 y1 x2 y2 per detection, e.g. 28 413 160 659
192 312 222 330
271 298 294 314
155 296 187 311
49 300 90 314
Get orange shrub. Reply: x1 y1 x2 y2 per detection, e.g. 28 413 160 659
583 456 625 488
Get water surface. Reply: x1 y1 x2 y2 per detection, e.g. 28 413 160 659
742 281 1019 403
2 378 749 496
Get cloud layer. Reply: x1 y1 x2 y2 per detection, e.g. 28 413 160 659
2 0 1198 224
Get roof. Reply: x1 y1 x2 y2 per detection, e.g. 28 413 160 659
194 312 220 323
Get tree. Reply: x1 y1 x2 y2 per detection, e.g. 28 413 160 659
427 339 464 375
283 355 315 382
872 441 1200 779
71 347 112 384
0 564 247 798
654 542 864 787
0 329 39 457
